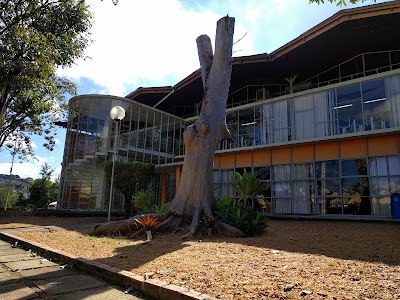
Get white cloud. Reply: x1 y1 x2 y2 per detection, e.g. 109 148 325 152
58 0 255 96
0 162 41 179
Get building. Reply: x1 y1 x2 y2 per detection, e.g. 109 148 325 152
58 1 400 217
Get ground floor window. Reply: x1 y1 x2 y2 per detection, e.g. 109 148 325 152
212 155 400 217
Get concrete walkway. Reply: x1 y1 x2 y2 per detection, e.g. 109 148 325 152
0 239 148 300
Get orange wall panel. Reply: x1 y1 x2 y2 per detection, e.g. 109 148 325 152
235 151 253 167
315 141 339 161
220 153 235 169
292 144 314 163
253 149 270 166
367 135 399 156
340 138 366 158
213 155 221 168
271 147 291 165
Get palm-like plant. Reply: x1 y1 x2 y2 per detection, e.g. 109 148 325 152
135 215 161 240
230 169 264 207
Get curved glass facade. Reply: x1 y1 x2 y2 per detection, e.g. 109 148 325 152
59 95 184 211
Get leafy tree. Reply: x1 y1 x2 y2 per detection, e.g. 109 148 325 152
105 161 156 218
28 163 58 209
0 187 19 209
309 0 376 6
0 0 93 158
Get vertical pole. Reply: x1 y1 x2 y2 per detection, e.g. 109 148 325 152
108 121 119 222
161 173 167 206
175 165 181 195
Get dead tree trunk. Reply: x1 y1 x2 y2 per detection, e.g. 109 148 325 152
90 16 243 238
163 16 237 237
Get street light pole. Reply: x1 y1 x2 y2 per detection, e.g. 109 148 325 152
4 139 17 211
108 106 125 222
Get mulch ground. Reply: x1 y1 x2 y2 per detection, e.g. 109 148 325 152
1 213 400 299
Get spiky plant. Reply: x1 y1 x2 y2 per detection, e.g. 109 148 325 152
135 215 161 240
230 169 264 207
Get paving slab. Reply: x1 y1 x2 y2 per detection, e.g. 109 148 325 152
33 274 106 295
0 253 38 263
48 285 147 300
0 282 39 299
4 258 57 270
0 248 28 255
0 240 11 246
0 244 13 250
20 265 77 280
0 270 21 283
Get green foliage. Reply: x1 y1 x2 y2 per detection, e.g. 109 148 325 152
28 163 58 209
230 169 264 207
28 179 58 209
0 0 93 157
309 0 376 6
105 161 156 218
214 197 268 236
133 190 170 214
0 187 19 209
133 190 153 212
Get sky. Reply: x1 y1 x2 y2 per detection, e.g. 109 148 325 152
0 0 389 181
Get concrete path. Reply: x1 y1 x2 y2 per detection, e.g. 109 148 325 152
0 239 148 300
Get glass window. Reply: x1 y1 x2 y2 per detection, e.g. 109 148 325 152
341 159 367 177
388 156 400 175
317 179 340 196
272 164 290 180
292 163 314 179
370 177 389 196
254 167 270 180
368 157 388 176
389 176 400 194
239 107 255 147
315 160 339 178
336 84 363 133
362 79 390 131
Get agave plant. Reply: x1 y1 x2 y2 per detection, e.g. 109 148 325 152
135 215 161 240
230 169 264 207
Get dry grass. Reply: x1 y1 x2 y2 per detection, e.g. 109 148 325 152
2 214 400 299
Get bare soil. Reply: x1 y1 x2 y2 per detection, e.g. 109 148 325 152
2 214 400 299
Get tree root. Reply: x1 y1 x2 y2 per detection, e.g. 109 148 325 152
214 221 245 237
87 211 245 239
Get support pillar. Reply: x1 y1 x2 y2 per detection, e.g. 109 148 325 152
175 165 182 194
161 173 167 206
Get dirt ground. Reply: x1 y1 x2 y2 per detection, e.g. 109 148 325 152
1 214 400 299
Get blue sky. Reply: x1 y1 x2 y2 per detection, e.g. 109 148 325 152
0 0 388 181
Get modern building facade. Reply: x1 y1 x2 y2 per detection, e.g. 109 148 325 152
59 1 400 217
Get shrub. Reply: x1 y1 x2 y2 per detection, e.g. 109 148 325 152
214 196 268 236
230 169 264 207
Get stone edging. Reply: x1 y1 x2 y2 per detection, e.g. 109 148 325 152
0 231 211 300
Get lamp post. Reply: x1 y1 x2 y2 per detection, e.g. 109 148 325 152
108 106 125 222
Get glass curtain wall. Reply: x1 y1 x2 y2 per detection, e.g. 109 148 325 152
60 95 184 212
213 155 400 217
219 74 400 151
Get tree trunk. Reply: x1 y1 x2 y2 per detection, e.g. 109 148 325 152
89 16 240 238
166 16 235 236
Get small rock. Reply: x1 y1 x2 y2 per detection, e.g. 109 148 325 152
284 284 294 292
125 287 134 294
144 272 155 280
271 249 280 254
300 290 313 296
157 269 172 275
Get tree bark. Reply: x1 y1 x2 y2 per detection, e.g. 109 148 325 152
167 16 235 236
